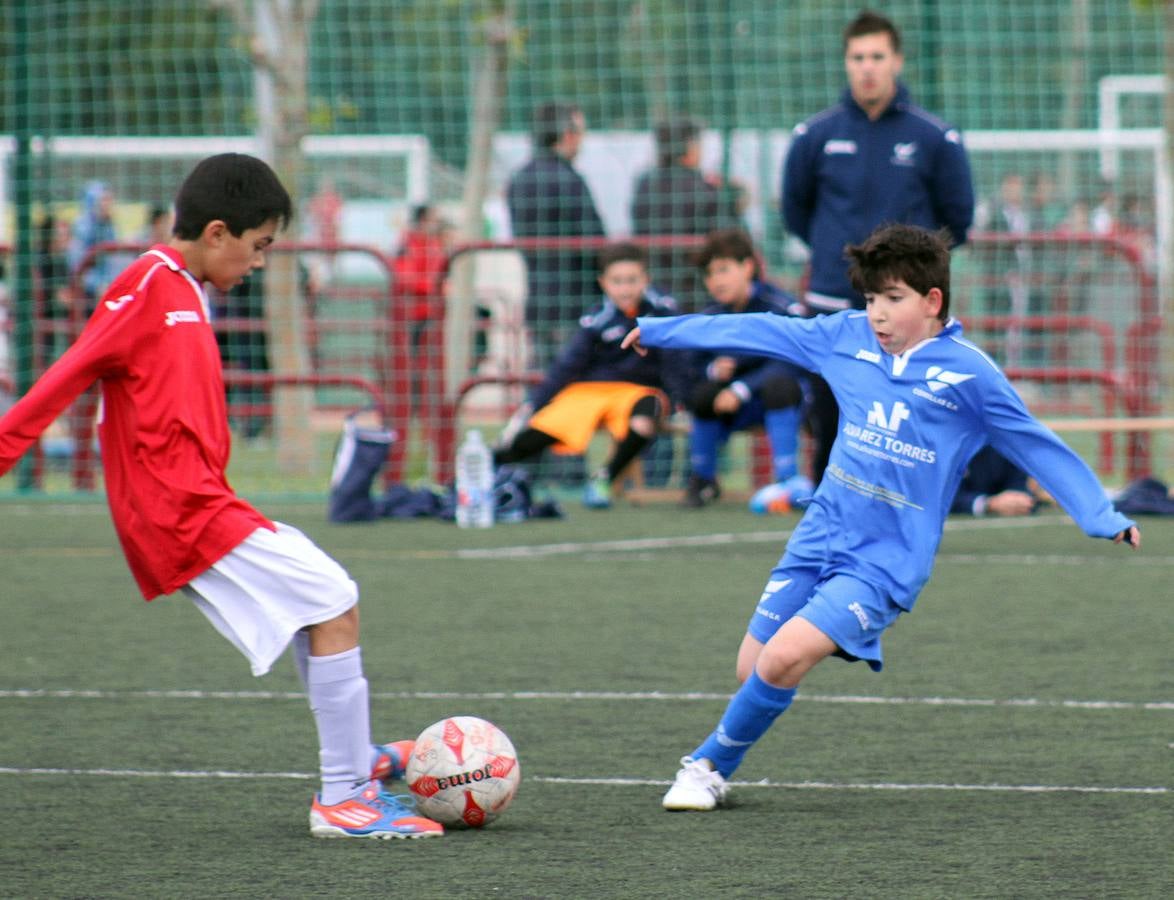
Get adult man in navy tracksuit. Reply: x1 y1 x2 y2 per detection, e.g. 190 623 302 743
508 102 607 370
781 10 975 484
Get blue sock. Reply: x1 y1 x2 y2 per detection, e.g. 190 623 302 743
764 406 801 482
689 419 724 480
693 670 796 778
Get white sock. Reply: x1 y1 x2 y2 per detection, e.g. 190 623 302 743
292 630 311 691
306 647 372 805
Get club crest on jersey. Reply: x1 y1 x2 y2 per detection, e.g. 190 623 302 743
601 324 629 342
759 578 793 603
891 142 917 166
924 366 975 392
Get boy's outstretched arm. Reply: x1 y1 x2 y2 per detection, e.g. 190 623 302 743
621 327 645 356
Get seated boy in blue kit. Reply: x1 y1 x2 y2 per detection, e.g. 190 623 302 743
623 223 1139 811
681 229 813 512
951 444 1037 516
494 242 691 508
0 154 442 840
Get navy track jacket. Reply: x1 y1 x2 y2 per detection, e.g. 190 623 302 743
530 290 692 411
782 84 975 308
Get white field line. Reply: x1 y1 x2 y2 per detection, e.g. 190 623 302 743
447 515 1049 559
5 514 1164 565
0 766 1164 795
1 688 1170 710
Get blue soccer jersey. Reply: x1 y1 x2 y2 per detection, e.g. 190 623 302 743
637 310 1134 609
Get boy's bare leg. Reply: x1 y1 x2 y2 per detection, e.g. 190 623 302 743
307 605 359 655
734 617 836 687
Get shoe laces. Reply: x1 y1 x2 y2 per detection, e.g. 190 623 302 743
374 789 421 817
676 756 726 794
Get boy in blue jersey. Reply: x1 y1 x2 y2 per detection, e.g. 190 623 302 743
622 224 1139 810
681 229 813 512
494 242 691 508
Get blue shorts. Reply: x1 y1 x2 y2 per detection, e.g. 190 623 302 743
747 555 903 672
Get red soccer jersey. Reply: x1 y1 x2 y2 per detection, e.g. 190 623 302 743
0 246 274 599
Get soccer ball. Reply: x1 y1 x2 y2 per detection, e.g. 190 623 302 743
405 716 521 828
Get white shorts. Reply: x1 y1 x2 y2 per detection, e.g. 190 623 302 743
182 522 359 677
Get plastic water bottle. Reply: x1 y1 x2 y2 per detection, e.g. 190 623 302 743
455 429 495 528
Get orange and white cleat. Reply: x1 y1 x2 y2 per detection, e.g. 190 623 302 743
310 781 443 839
371 739 414 784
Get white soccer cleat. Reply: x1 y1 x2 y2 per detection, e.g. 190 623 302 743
662 756 728 811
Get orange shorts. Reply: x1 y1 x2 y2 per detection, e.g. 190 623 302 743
527 382 665 455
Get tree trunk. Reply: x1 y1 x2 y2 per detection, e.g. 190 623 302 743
445 4 515 398
253 0 317 474
1164 2 1174 459
1058 0 1090 199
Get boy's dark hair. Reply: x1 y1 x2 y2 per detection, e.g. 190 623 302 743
532 102 583 149
845 224 952 319
411 204 433 226
654 117 701 168
172 153 292 240
843 9 901 53
598 241 648 274
694 228 760 278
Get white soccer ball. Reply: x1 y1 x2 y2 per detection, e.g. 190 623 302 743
405 716 521 828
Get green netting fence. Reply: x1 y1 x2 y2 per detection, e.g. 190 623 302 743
1 1 1170 497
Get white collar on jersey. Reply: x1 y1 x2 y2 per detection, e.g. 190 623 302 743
142 248 210 321
889 317 956 377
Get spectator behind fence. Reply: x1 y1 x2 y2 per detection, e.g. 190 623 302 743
781 9 974 486
308 177 345 285
974 172 1034 329
142 204 173 246
36 213 74 367
1115 193 1157 272
392 204 455 410
67 180 120 310
507 101 606 370
393 204 451 334
1091 182 1117 236
950 445 1037 517
0 258 9 404
681 229 812 513
493 242 692 510
1029 171 1066 231
209 270 271 441
631 116 742 311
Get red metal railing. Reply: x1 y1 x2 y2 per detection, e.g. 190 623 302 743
433 233 1162 482
28 240 402 490
2 231 1165 490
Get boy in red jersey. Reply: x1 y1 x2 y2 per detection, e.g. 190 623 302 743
0 154 442 840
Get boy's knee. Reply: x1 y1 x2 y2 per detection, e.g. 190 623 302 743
628 394 661 437
761 375 803 410
755 640 817 688
629 415 657 437
631 393 661 419
688 381 725 418
307 604 360 655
